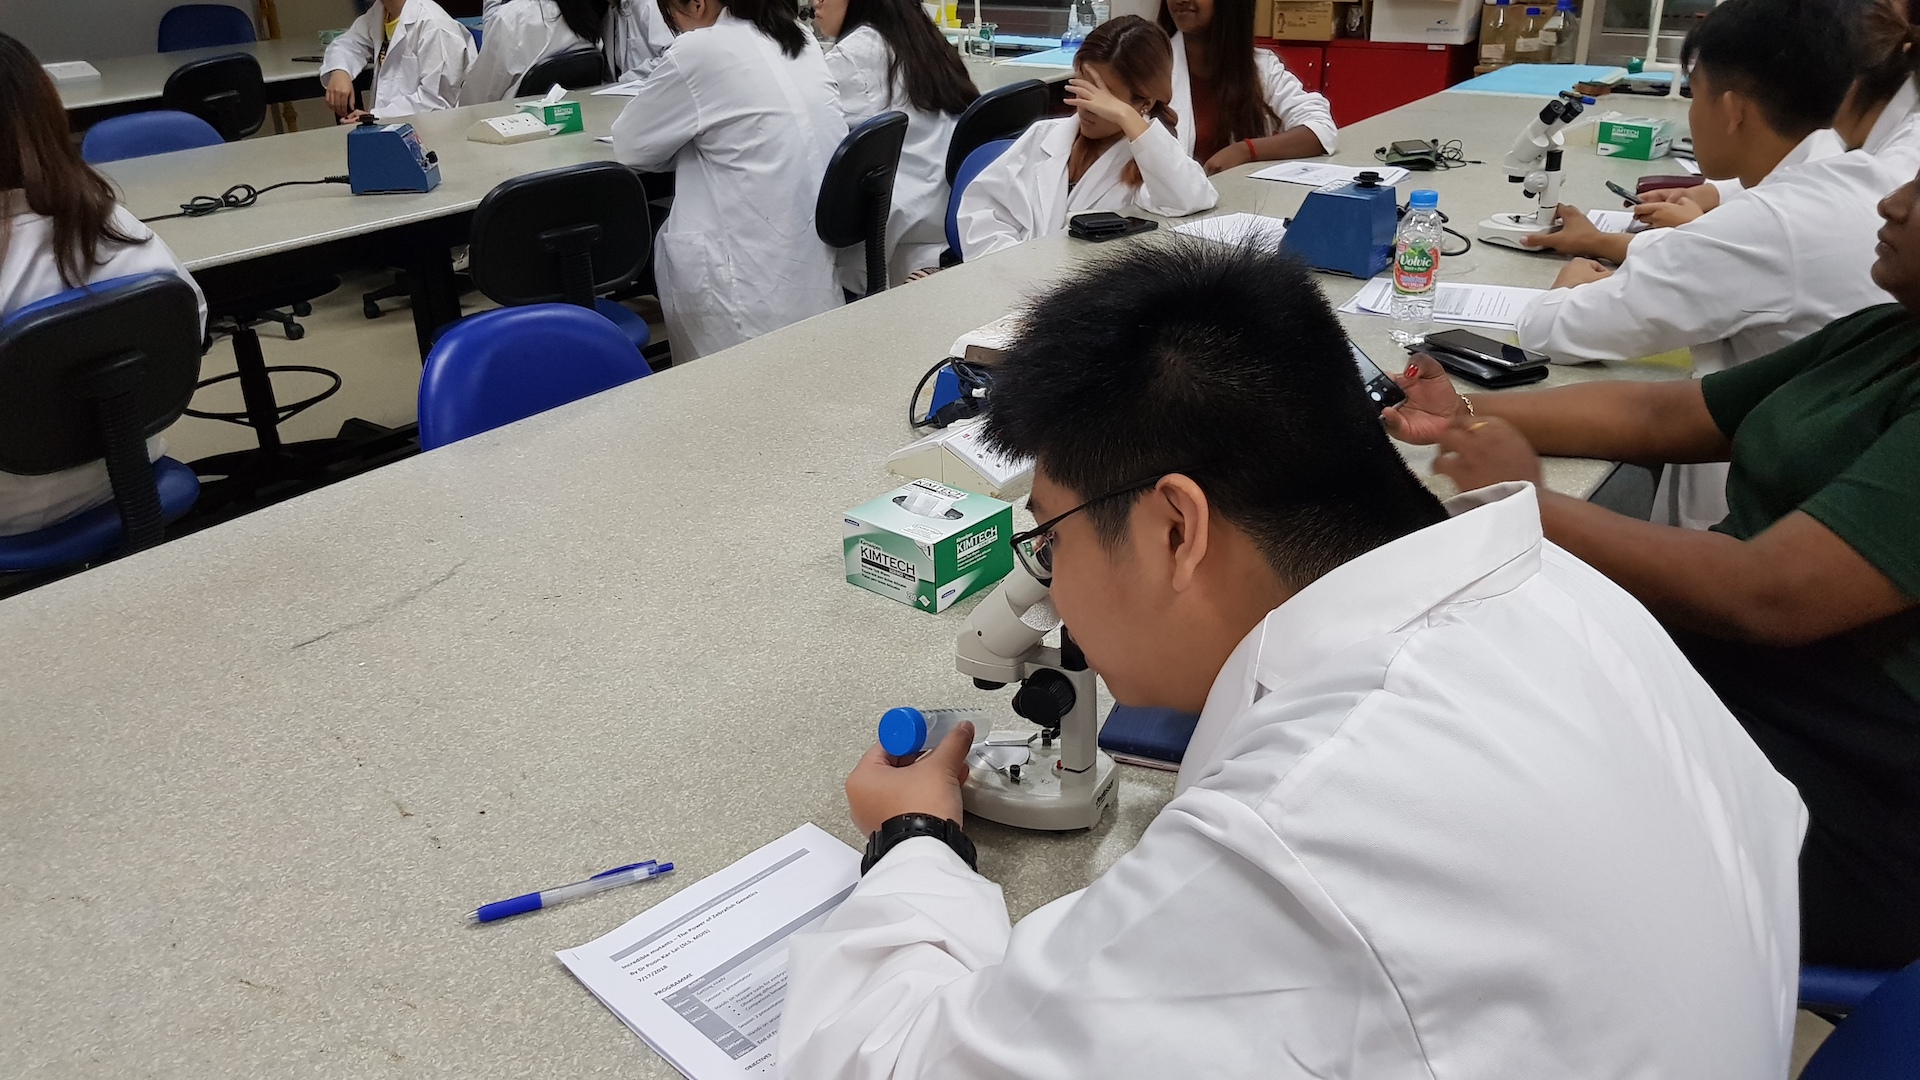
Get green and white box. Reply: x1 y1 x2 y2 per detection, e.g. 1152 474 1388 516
1595 116 1674 160
844 480 1014 613
517 99 584 135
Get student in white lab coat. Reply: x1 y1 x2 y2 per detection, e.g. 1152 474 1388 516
1513 0 1909 530
778 240 1806 1080
611 0 847 360
815 0 979 289
954 16 1217 261
604 0 678 79
322 0 477 120
1157 0 1334 172
463 0 606 104
0 35 206 535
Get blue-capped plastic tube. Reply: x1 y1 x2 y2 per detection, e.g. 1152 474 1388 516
879 707 981 766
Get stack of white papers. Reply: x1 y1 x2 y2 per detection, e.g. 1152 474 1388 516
1249 161 1410 188
1174 212 1288 247
559 824 861 1079
1586 208 1641 234
1336 279 1545 331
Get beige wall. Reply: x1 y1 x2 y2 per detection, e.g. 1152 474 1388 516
3 0 252 61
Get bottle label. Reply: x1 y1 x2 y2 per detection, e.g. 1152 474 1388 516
1480 42 1505 60
1539 28 1558 44
1394 242 1439 294
1517 34 1541 49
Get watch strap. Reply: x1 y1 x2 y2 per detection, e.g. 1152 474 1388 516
861 813 977 875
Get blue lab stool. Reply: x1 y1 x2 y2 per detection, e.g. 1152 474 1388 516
81 111 223 164
417 305 653 449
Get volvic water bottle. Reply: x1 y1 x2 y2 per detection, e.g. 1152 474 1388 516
1390 190 1443 346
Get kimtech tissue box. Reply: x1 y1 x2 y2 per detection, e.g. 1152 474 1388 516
1595 116 1674 160
844 479 1013 613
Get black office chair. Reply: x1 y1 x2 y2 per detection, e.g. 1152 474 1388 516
944 79 1049 185
162 53 266 142
816 112 908 299
0 274 203 566
186 277 352 508
519 44 609 96
467 162 656 355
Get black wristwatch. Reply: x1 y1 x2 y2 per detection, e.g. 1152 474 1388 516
861 813 977 875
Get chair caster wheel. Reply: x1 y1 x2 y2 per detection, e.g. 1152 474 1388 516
363 301 383 320
292 301 313 317
285 324 306 341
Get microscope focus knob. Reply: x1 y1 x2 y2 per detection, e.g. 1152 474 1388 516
1011 669 1076 728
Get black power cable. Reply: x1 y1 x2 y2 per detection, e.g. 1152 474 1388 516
141 176 351 223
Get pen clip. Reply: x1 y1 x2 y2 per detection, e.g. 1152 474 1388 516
592 861 656 879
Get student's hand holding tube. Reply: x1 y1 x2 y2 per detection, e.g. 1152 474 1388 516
844 722 974 835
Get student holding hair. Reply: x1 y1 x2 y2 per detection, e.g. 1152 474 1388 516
1157 0 1335 172
464 0 608 104
954 16 1217 261
611 0 847 360
323 0 477 120
777 240 1804 1079
0 34 205 536
815 0 980 289
1513 0 1914 530
1387 161 1920 970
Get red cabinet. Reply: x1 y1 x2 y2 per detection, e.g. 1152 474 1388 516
1260 39 1475 126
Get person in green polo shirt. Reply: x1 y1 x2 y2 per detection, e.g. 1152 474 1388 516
1379 158 1920 970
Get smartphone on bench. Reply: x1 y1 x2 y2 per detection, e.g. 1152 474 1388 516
1424 328 1550 370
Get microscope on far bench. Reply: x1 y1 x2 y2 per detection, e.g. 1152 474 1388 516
953 562 1118 831
1476 91 1595 250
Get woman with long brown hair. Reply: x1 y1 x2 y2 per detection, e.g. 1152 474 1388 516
1158 0 1335 173
0 33 204 536
952 15 1217 259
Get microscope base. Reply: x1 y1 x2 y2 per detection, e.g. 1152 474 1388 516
1477 213 1556 250
964 749 1118 831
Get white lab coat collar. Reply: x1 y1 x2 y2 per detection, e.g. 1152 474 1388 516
1867 80 1920 155
1039 118 1137 211
1177 481 1542 792
387 0 442 40
1759 129 1834 186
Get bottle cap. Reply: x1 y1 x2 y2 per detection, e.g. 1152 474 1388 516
1410 189 1438 209
1557 0 1574 9
1525 6 1541 14
878 707 930 757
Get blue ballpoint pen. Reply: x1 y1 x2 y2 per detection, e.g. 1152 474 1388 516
469 860 676 923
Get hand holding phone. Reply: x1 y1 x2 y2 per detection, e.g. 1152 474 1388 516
1605 180 1644 206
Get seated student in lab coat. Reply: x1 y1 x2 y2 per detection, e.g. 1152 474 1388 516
604 0 678 79
1512 0 1913 531
0 34 206 536
463 0 608 104
815 0 979 290
611 0 847 361
1614 0 1920 231
778 240 1807 1079
322 0 477 121
954 16 1217 261
1384 161 1920 969
1156 0 1334 172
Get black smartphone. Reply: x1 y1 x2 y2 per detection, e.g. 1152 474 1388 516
1605 179 1644 206
1417 346 1550 388
1350 341 1406 409
1068 212 1158 242
1424 328 1550 370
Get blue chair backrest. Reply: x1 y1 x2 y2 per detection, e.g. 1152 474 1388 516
945 138 1015 260
417 304 653 449
1800 960 1920 1080
158 3 257 51
81 111 224 164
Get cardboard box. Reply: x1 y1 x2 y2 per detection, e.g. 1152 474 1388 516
1595 116 1674 160
844 480 1014 613
1273 0 1337 40
516 99 585 135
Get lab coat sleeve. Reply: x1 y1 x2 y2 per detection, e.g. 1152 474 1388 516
320 11 378 81
1129 120 1220 217
610 52 703 172
483 0 507 33
1256 50 1336 154
825 28 889 123
382 26 475 115
608 0 677 80
952 126 1046 260
1515 197 1797 363
781 787 1352 1079
459 17 520 105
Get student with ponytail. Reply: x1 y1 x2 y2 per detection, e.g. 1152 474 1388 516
816 0 979 288
1157 0 1334 173
465 0 610 103
954 15 1217 261
611 0 848 360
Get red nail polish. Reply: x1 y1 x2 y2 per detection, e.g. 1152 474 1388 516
1404 364 1419 379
